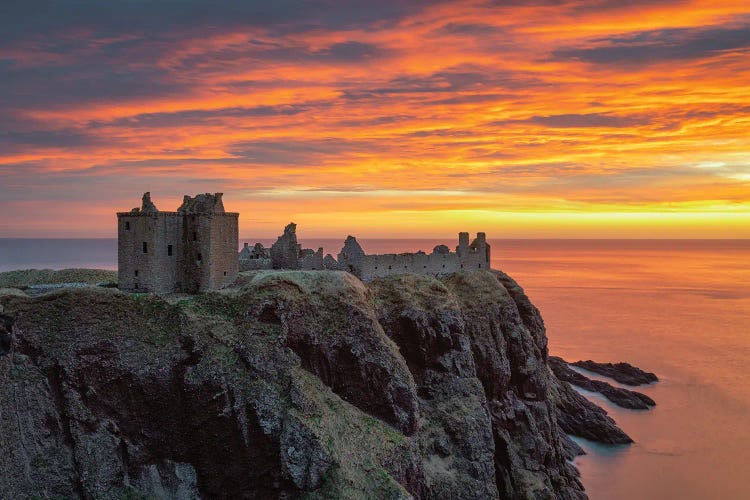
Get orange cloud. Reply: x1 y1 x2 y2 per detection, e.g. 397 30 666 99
0 0 748 237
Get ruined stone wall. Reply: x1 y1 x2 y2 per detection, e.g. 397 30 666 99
239 258 273 271
299 248 325 270
358 252 462 281
117 213 183 293
182 214 213 293
208 214 239 289
180 214 238 292
337 233 491 282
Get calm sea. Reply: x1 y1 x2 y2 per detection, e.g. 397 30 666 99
1 238 749 499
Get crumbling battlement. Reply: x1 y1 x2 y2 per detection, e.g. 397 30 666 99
337 231 490 281
240 224 492 281
267 223 328 270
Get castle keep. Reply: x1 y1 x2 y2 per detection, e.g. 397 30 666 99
119 192 491 292
117 192 238 293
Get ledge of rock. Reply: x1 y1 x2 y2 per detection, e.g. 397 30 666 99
571 359 658 386
549 357 656 410
0 269 632 499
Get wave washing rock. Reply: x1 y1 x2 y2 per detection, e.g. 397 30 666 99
0 270 629 499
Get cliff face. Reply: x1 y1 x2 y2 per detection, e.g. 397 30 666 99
0 270 609 499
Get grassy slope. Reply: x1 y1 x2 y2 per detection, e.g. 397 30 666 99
0 268 117 288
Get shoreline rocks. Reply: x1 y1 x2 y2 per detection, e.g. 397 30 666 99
549 357 656 410
571 360 658 386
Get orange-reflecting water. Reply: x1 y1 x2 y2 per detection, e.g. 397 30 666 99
2 238 748 498
498 240 750 500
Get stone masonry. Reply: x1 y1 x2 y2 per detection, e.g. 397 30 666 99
240 224 492 282
118 192 238 293
336 232 491 281
118 192 492 293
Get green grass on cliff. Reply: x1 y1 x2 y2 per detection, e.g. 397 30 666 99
0 268 117 288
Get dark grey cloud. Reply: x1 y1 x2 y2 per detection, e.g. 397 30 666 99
229 138 372 165
0 60 182 112
487 112 649 128
528 113 650 128
168 40 387 75
434 22 502 36
96 104 316 129
343 67 546 101
333 114 414 127
0 1 448 45
553 24 750 64
0 130 102 154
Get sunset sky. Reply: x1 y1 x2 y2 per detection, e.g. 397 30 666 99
1 1 749 238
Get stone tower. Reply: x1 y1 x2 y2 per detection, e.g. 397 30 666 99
117 192 239 293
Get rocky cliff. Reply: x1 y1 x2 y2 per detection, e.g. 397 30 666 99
0 270 625 499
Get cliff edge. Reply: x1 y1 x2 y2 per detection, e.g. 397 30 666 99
0 270 624 499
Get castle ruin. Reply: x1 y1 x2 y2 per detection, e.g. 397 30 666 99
118 193 491 293
117 192 238 293
240 224 491 282
336 232 490 281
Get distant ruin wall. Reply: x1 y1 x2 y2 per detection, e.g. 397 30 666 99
299 248 325 270
359 252 460 280
334 232 491 282
239 227 491 283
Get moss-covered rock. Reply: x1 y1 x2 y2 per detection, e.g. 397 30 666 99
0 268 117 288
0 270 615 499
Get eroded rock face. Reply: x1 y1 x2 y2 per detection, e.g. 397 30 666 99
0 270 623 499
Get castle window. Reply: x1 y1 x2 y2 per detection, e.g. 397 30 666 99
423 265 427 269
192 231 197 241
125 221 130 230
167 245 173 256
388 265 392 270
142 242 148 253
478 264 481 269
375 266 378 270
197 253 202 261
404 265 408 269
134 270 139 277
223 271 227 276
442 264 445 268
460 264 464 269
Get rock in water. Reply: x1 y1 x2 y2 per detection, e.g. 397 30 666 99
572 359 658 386
0 270 628 499
549 357 656 410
